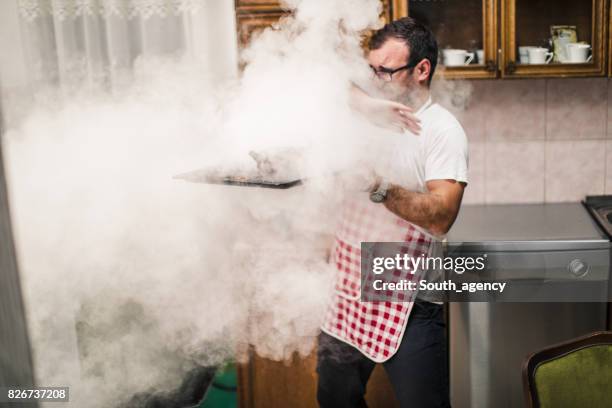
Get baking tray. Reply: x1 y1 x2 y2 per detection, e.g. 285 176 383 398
174 150 303 189
173 170 303 189
216 177 302 189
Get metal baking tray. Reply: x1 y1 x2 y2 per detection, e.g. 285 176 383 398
215 177 302 189
173 150 303 189
173 171 302 189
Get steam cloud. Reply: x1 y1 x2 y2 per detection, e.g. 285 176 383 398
1 0 402 406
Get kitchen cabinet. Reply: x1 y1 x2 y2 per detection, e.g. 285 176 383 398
392 0 607 79
237 349 400 408
501 0 607 78
236 9 285 46
236 1 610 79
393 0 608 79
235 0 392 46
391 0 498 79
234 1 285 46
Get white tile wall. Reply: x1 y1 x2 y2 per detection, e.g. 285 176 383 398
484 141 545 203
454 78 611 204
545 140 605 201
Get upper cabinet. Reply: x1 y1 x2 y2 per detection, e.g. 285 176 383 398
501 0 607 78
236 0 611 79
235 1 286 46
391 0 498 79
235 0 392 46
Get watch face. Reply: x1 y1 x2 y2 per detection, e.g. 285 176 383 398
370 192 385 203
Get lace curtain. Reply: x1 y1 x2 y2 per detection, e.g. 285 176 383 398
18 0 205 20
0 0 238 122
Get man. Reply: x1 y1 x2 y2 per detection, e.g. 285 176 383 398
317 17 468 408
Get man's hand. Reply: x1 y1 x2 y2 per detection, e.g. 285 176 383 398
364 98 422 134
383 179 465 236
350 85 421 134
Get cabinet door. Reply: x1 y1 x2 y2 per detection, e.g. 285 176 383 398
234 0 284 46
501 0 606 78
236 10 285 46
237 350 400 408
391 0 498 79
236 1 393 47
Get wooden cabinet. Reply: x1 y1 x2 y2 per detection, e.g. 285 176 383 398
236 10 285 46
237 349 400 408
236 1 611 79
392 0 608 79
501 0 607 78
234 1 286 46
235 0 392 46
391 0 499 79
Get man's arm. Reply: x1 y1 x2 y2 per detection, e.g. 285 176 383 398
383 179 465 236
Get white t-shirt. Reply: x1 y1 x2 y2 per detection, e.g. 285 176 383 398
385 97 469 192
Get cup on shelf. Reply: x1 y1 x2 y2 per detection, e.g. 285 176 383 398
518 46 536 64
476 49 484 64
528 47 553 64
443 49 475 67
565 43 592 63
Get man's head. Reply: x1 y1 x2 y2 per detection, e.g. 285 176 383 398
368 17 438 95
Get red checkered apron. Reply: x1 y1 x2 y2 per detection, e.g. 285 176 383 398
321 193 435 362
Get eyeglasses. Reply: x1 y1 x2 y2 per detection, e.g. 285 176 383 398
370 61 418 82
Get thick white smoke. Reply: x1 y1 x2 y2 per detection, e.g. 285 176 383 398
2 0 395 407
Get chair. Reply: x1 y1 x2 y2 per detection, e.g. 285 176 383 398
522 331 612 408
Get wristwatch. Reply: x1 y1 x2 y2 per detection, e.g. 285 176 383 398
370 181 389 203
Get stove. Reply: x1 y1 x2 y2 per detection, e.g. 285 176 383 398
584 195 612 239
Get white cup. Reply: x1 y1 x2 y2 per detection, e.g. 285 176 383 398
528 47 553 64
566 43 592 63
518 46 536 64
476 49 484 64
443 49 475 67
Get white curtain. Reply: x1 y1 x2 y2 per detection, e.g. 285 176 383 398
0 0 238 123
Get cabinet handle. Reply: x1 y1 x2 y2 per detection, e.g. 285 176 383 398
485 60 497 72
506 61 517 74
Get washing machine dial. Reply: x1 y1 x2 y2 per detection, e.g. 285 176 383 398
568 259 590 278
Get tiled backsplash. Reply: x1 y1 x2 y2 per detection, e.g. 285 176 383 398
451 78 612 204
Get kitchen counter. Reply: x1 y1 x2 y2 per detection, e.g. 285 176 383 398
447 202 610 251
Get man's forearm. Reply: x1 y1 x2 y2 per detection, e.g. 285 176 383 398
349 83 372 114
383 184 457 236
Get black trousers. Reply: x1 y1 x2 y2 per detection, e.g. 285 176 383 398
316 300 450 408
